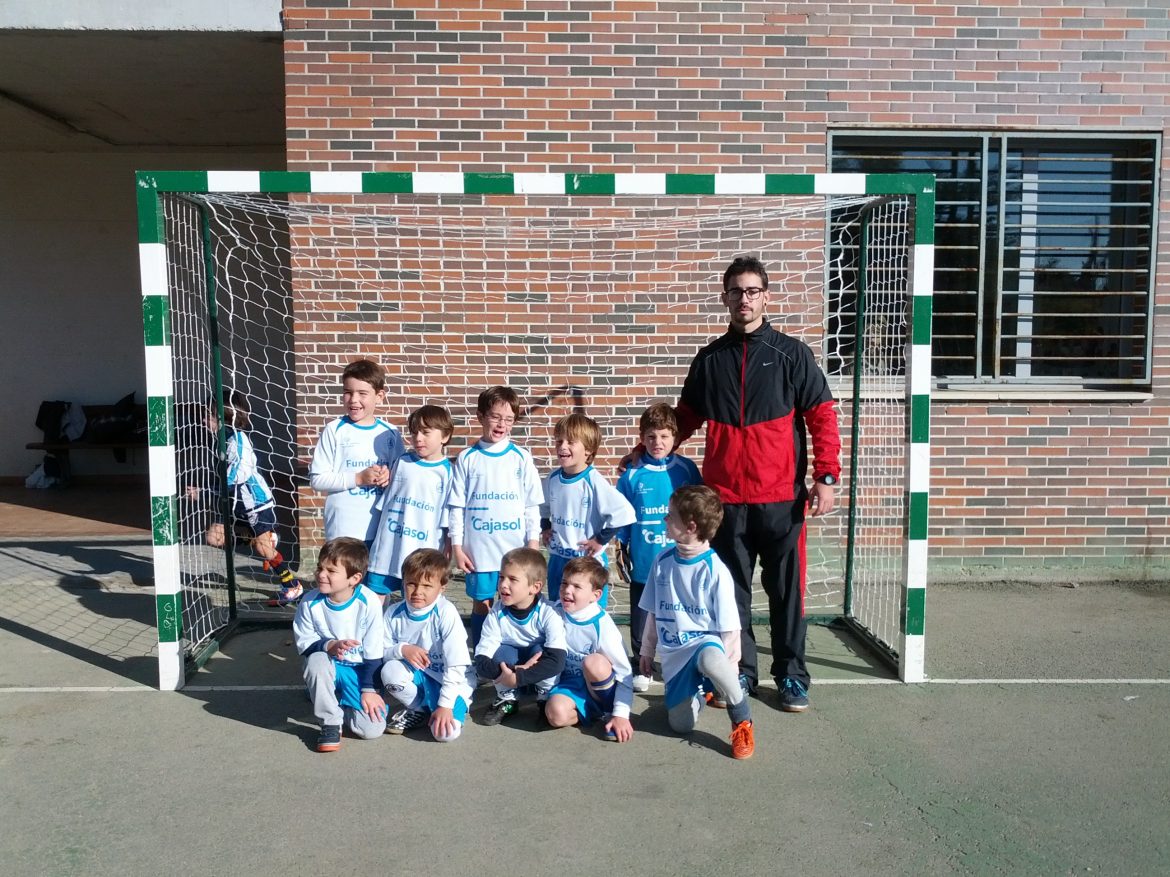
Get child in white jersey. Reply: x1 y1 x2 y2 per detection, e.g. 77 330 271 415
448 386 543 645
545 556 635 742
380 548 473 741
309 359 404 601
638 485 755 759
187 391 304 605
367 405 454 596
540 414 635 604
474 548 567 726
293 537 387 752
616 402 702 691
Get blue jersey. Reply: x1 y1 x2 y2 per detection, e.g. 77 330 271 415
369 453 452 580
224 429 274 516
616 453 702 582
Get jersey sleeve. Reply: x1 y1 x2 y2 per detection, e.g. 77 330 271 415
539 603 568 653
592 472 637 535
521 451 544 542
473 605 504 660
615 469 635 547
292 599 325 655
710 560 742 634
309 421 354 494
357 597 385 688
446 451 469 545
437 603 472 709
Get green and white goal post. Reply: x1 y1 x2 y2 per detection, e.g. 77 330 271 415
136 170 934 690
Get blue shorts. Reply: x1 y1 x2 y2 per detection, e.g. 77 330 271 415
404 666 469 722
465 570 499 602
663 642 723 710
549 671 616 724
238 503 277 537
364 572 402 596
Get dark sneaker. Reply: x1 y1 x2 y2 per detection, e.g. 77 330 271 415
385 708 428 735
316 724 342 752
483 697 518 726
268 581 304 607
730 719 755 759
705 691 727 709
779 677 810 713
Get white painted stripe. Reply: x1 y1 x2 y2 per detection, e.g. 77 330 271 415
157 641 183 691
412 172 465 194
907 442 931 494
514 173 564 195
904 540 929 589
910 345 932 395
309 171 362 193
144 347 173 399
901 634 926 682
615 173 666 195
152 544 181 594
914 245 935 294
148 446 176 497
4 678 1168 693
207 170 261 192
138 243 167 297
815 173 866 195
714 173 766 195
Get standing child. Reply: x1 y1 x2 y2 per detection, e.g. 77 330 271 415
447 386 543 646
293 537 387 752
188 391 304 605
309 359 404 596
638 485 755 760
367 405 454 597
380 548 473 742
540 414 636 603
473 548 567 725
545 556 635 742
616 402 702 691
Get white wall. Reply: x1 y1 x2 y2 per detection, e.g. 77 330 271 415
0 149 282 478
0 0 281 31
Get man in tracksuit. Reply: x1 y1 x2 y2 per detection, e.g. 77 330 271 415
673 255 841 712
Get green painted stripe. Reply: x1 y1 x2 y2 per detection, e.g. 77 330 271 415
156 593 182 643
907 491 929 541
904 587 926 635
361 172 413 193
260 171 312 193
151 495 178 546
464 173 513 195
765 174 816 195
910 393 930 444
145 171 209 193
666 173 716 195
141 295 170 347
912 295 933 345
147 396 174 448
915 189 936 245
568 174 616 195
136 184 164 245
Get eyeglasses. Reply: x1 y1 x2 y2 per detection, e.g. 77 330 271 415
486 414 515 426
726 286 766 301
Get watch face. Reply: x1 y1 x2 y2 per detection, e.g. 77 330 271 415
819 474 836 486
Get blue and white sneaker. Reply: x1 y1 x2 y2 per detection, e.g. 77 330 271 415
778 677 809 713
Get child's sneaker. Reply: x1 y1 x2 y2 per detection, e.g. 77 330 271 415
316 724 342 752
270 581 303 606
483 696 518 726
779 677 810 713
730 719 754 760
632 673 652 693
705 690 727 709
385 708 428 735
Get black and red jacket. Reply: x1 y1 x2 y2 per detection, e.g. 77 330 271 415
676 320 841 505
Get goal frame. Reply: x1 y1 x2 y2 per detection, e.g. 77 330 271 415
136 170 935 690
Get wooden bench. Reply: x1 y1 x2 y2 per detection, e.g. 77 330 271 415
26 403 148 479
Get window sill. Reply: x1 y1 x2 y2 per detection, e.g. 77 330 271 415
932 387 1152 403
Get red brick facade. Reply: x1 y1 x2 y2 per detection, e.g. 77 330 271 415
282 1 1170 580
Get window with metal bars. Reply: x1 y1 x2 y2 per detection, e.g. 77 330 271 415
829 132 1158 387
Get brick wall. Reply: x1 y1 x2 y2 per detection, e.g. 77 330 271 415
283 0 1170 580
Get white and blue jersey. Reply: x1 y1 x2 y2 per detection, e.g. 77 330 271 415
224 429 275 528
447 439 543 575
616 453 702 584
475 596 567 665
310 416 405 542
368 453 452 588
553 603 634 720
383 594 473 711
638 547 740 694
293 584 385 692
541 466 636 590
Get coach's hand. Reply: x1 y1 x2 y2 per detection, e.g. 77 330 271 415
808 482 835 517
617 445 644 474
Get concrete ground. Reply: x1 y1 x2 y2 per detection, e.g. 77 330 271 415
1 487 1168 876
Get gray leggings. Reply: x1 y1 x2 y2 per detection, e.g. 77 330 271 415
303 651 386 738
667 646 748 732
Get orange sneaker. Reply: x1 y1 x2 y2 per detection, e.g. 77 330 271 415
705 691 727 709
730 720 754 760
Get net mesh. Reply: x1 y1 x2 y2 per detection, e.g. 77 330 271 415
161 191 912 662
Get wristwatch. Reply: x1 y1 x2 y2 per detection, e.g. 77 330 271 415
815 473 837 486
